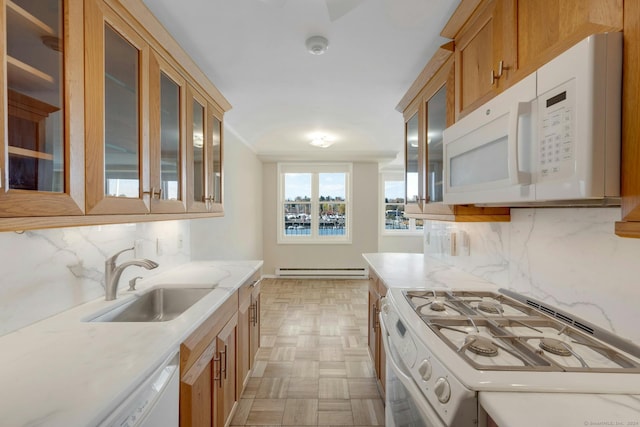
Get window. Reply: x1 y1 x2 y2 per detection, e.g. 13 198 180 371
381 173 423 235
278 163 352 244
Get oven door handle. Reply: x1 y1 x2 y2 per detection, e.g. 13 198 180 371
379 316 413 382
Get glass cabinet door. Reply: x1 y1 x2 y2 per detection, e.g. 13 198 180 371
426 85 446 203
0 0 83 216
149 52 186 213
208 107 223 212
404 111 421 213
186 86 209 212
84 0 149 214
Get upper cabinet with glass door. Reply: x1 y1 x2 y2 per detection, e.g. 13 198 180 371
185 84 224 214
84 0 149 215
0 0 230 230
148 51 187 214
0 0 84 216
398 47 510 222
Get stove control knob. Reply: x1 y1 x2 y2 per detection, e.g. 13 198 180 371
417 359 432 381
434 377 451 404
380 298 389 314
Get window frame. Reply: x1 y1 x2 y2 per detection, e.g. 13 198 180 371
277 163 352 244
380 172 423 236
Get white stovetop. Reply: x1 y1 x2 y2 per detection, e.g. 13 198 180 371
0 260 262 427
363 252 640 426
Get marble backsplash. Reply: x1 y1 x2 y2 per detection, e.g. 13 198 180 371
424 208 640 345
0 220 190 336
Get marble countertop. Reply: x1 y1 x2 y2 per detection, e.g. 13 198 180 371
0 260 262 427
362 252 498 290
480 392 640 427
362 252 640 425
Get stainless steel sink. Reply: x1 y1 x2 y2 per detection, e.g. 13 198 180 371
89 287 214 322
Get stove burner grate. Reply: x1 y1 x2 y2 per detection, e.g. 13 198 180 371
465 335 499 357
539 338 572 356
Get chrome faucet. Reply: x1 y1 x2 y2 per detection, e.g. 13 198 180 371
105 247 159 301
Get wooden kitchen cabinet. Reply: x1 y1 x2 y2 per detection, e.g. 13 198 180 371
442 0 622 119
186 86 224 213
0 0 230 231
84 0 151 215
180 291 239 427
368 271 387 397
450 0 517 118
215 313 237 427
237 273 261 397
0 0 85 217
616 0 640 237
148 51 187 213
398 47 510 222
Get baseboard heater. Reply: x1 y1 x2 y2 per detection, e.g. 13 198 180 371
276 267 369 278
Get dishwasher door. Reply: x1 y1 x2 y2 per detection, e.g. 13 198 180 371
98 351 179 427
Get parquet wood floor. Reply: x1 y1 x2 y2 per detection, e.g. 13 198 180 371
231 278 385 426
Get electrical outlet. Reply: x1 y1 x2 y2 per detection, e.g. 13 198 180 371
156 238 164 256
134 239 144 257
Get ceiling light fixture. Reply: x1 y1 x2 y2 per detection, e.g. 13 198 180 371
305 35 329 55
309 135 334 148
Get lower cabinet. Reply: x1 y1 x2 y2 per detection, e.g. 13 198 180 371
179 273 262 427
179 291 239 427
237 273 261 397
368 272 387 397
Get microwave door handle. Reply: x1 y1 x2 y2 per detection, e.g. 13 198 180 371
508 102 532 185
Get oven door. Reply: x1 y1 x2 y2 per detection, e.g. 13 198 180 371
380 314 445 427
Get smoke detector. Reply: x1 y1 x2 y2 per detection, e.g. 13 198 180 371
305 35 329 55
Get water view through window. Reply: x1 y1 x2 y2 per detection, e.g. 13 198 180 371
283 172 347 237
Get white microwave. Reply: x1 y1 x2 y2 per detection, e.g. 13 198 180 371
443 32 622 206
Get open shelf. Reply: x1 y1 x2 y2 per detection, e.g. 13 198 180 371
7 56 55 91
6 0 55 38
8 146 54 161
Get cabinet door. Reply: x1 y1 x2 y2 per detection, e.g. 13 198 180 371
367 281 379 373
455 0 516 116
237 290 251 395
404 109 423 214
186 85 209 212
149 51 187 213
207 103 223 213
180 339 217 427
85 0 150 214
0 0 84 216
517 0 622 75
425 84 447 204
249 285 261 365
216 313 237 427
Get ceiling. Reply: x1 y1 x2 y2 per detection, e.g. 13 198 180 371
142 0 459 166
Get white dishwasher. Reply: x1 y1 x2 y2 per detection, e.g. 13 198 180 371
98 351 180 427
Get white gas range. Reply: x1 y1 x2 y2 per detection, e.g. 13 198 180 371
380 287 640 426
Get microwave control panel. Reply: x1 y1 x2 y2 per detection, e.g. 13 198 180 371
538 79 575 181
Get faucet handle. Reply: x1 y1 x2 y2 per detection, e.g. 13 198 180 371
128 276 143 291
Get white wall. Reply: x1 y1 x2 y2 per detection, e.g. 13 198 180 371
190 129 263 260
424 207 640 344
262 162 379 275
